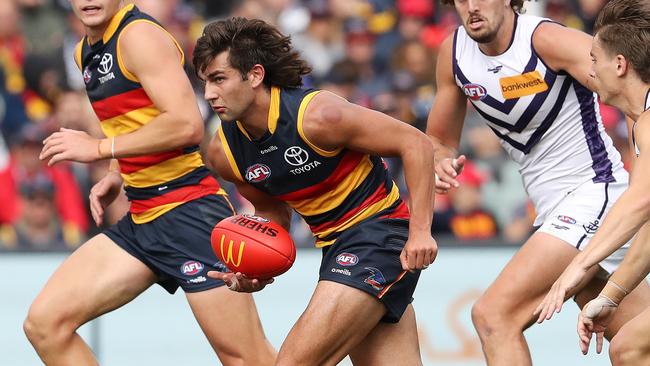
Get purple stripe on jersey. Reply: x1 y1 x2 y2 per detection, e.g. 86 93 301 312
454 51 540 115
488 77 573 153
471 70 557 132
573 81 615 183
576 182 610 249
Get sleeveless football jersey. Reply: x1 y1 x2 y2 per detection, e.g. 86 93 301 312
219 87 409 247
75 4 223 223
453 14 627 225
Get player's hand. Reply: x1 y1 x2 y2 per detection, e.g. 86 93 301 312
534 261 589 323
578 295 618 355
435 155 466 194
400 233 438 271
89 171 123 226
207 271 274 293
40 127 103 166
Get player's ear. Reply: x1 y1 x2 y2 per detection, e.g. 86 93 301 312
615 54 628 77
248 64 265 88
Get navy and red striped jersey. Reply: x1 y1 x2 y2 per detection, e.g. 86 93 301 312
76 4 223 223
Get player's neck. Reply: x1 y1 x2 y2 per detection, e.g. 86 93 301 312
477 11 515 56
620 79 649 121
239 88 272 140
85 24 109 44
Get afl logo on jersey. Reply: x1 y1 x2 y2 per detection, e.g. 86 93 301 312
284 146 309 166
181 261 204 275
462 83 487 101
83 67 92 84
557 215 576 225
98 53 113 74
245 163 271 183
336 253 359 267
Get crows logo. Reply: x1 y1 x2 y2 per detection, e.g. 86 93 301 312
364 267 386 291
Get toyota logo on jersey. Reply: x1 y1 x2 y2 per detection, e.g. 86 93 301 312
462 83 488 101
98 53 113 75
245 163 271 183
284 146 309 166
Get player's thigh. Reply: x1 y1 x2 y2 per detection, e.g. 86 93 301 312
185 287 269 350
349 304 421 366
477 232 599 325
28 234 156 327
278 280 386 366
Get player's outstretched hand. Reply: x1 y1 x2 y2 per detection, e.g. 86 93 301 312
577 295 618 355
435 155 466 194
534 261 589 323
207 271 274 293
40 127 103 166
400 233 438 271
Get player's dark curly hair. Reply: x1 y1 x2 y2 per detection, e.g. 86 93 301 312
594 0 650 83
192 17 312 89
440 0 525 13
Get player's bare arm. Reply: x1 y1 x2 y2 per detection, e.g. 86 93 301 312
425 34 469 193
301 91 438 270
535 114 650 322
41 21 204 165
533 22 595 91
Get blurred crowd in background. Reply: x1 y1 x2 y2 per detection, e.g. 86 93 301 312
0 0 624 251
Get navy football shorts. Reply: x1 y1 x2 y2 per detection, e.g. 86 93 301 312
105 194 234 293
319 218 420 323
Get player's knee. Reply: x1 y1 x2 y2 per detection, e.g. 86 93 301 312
23 302 73 349
609 332 649 366
471 298 495 333
471 297 516 337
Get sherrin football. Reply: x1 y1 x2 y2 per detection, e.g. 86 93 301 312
211 214 296 279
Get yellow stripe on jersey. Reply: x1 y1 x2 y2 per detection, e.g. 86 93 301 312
74 41 82 70
100 106 160 137
121 151 204 188
288 155 373 215
101 3 135 45
116 19 186 83
268 86 281 134
218 126 244 182
314 183 401 248
131 201 185 224
297 91 343 157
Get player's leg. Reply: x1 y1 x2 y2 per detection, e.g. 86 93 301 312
275 280 389 366
470 231 601 366
275 218 421 366
167 194 276 365
608 306 650 365
23 233 157 365
348 304 422 366
186 288 276 366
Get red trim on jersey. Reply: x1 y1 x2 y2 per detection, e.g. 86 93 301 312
129 175 221 214
309 183 387 234
91 88 153 121
378 200 410 220
118 149 184 174
275 151 364 201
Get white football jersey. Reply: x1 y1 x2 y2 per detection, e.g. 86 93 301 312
453 14 627 225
